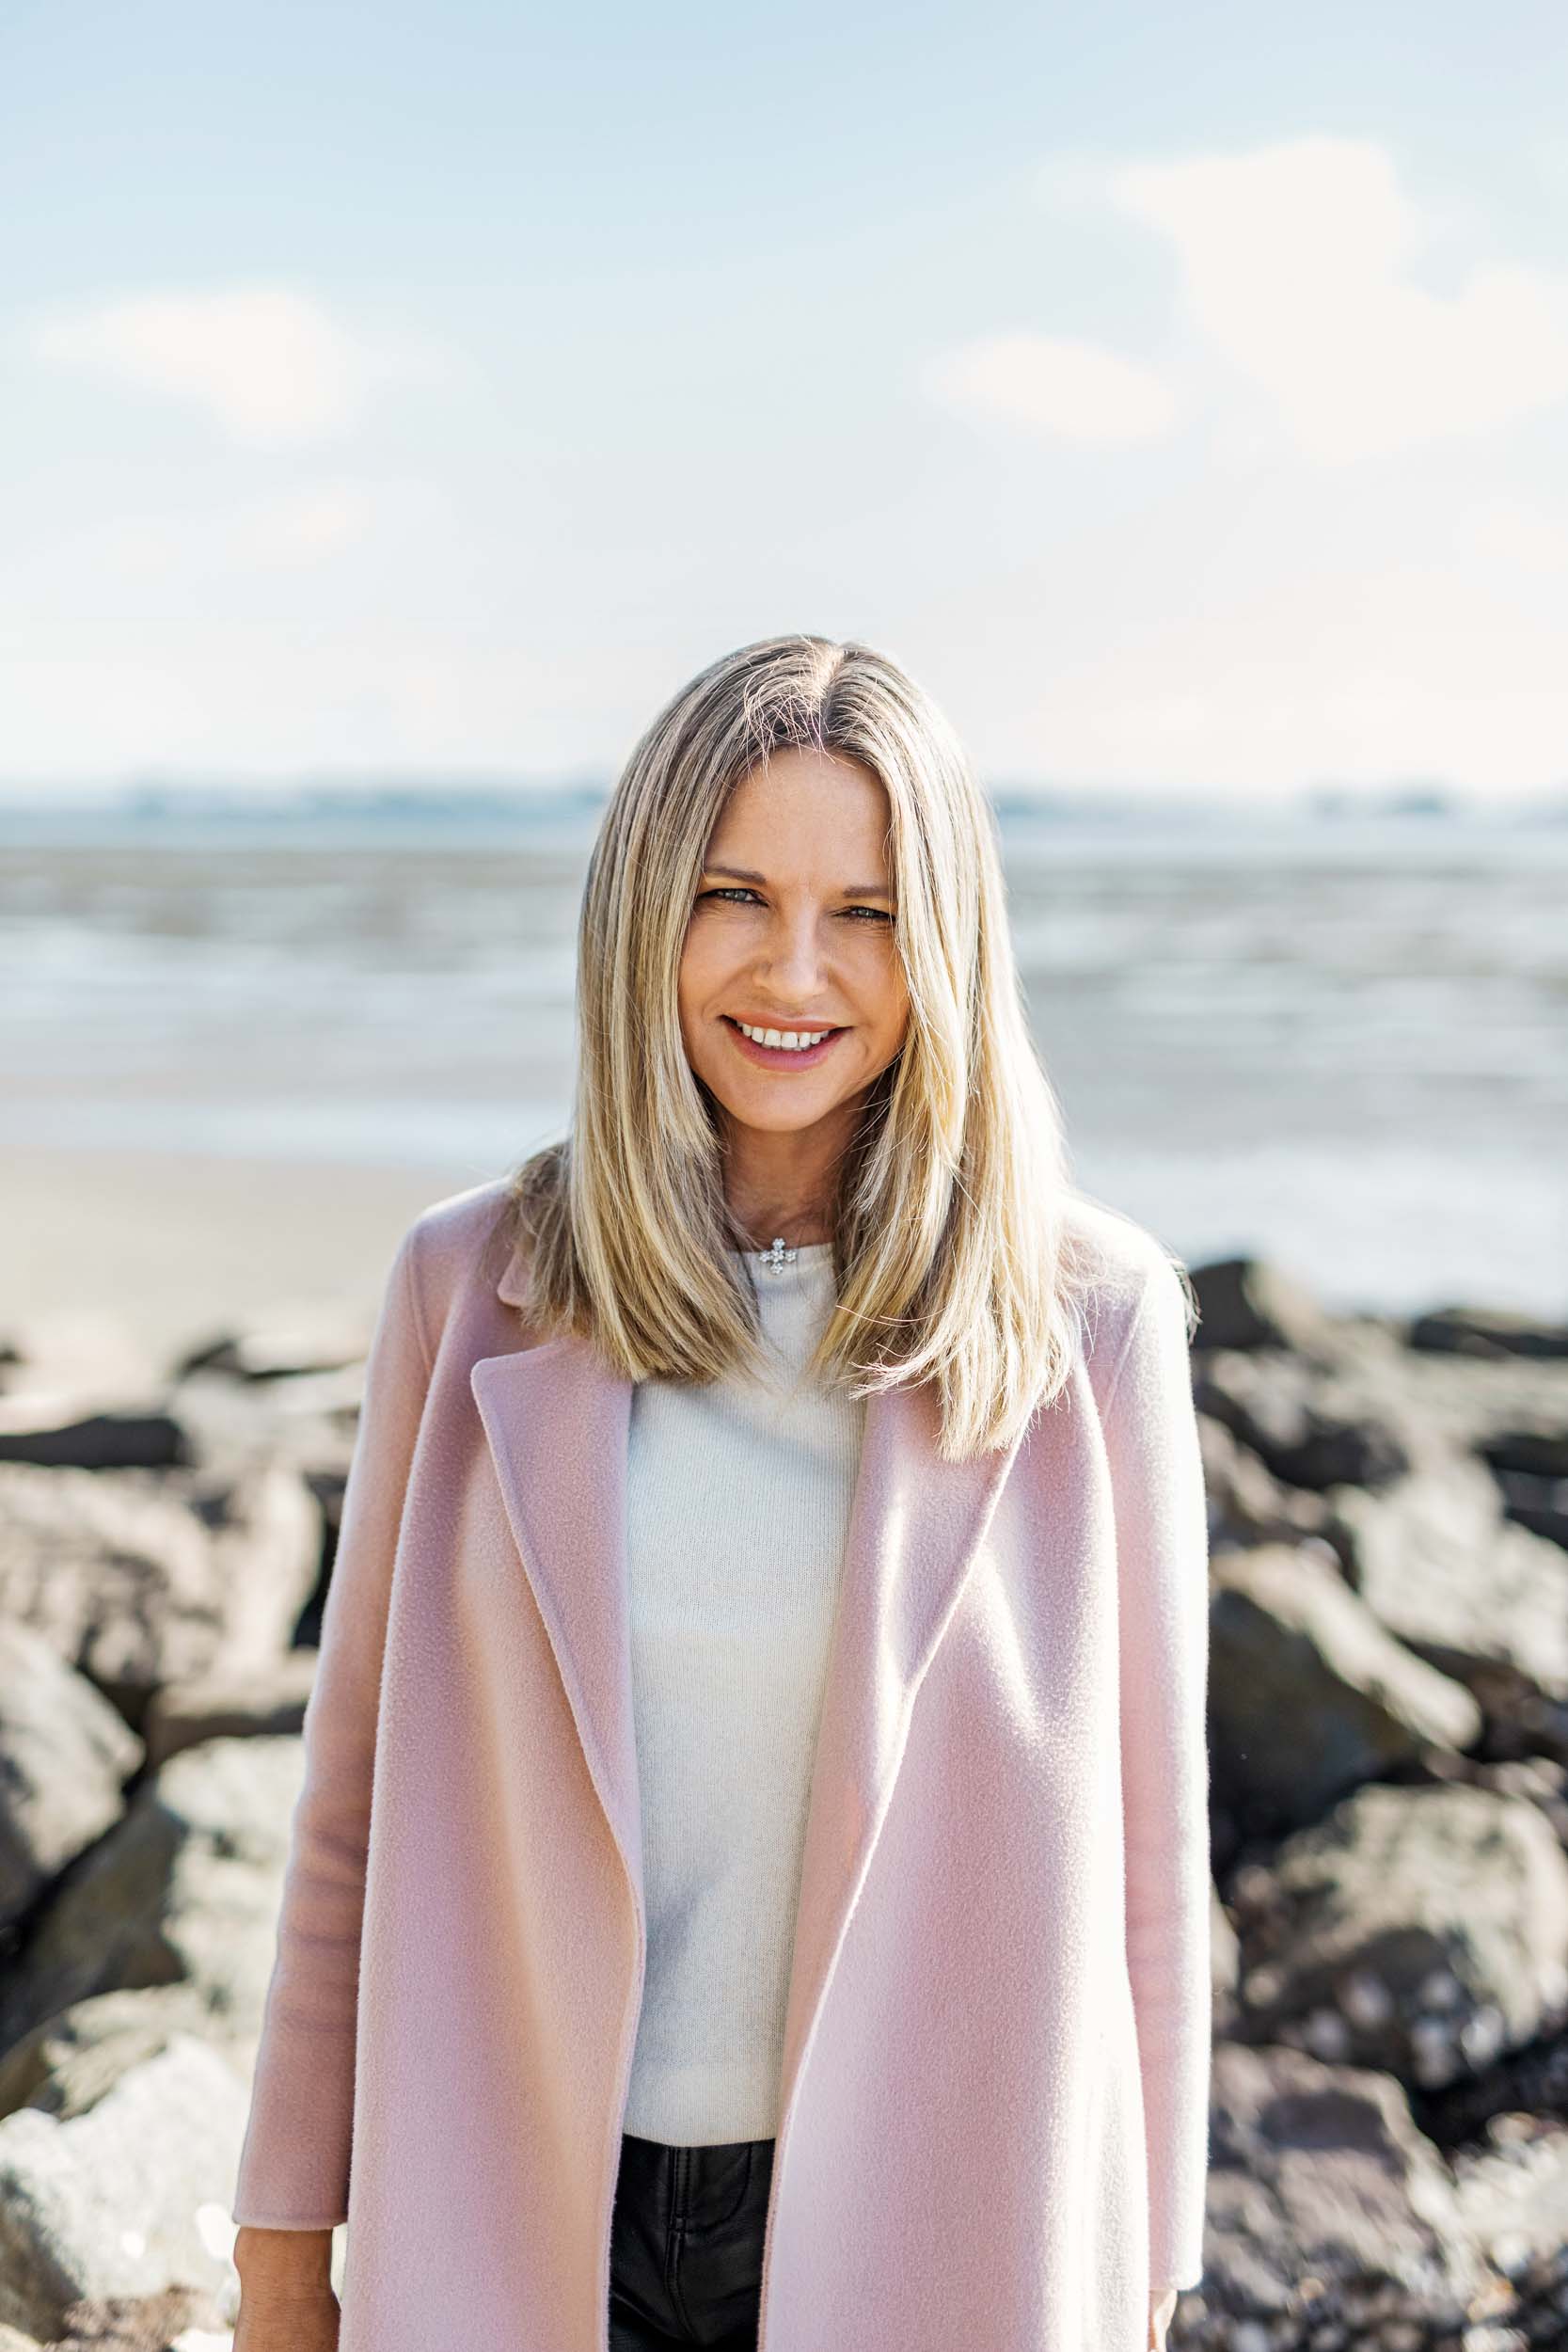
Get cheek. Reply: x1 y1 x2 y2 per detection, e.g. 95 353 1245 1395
864 947 910 1032
675 928 716 1008
675 935 736 1055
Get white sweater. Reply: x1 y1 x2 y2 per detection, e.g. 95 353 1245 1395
621 1241 866 2144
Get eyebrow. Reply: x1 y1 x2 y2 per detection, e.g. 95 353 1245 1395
702 862 894 899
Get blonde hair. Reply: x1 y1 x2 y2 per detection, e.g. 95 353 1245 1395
490 632 1188 1461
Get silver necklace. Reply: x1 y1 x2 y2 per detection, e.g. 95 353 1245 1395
757 1234 798 1274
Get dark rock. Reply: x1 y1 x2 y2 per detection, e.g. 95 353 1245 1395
0 2034 246 2341
1479 1424 1568 1481
1408 1308 1568 1360
0 1417 191 1473
1197 2040 1485 2323
1195 1353 1412 1492
1338 1458 1568 1735
1196 1415 1346 1559
1229 1781 1568 2091
0 1626 143 1934
1187 1258 1338 1357
0 1985 250 2128
174 1304 374 1384
0 1736 305 2056
0 1463 320 1731
140 1652 318 1771
1209 1545 1481 1841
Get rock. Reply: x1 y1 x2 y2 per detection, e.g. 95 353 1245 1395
1230 1781 1568 2090
1191 2040 1488 2336
1408 1307 1568 1360
1490 1464 1568 1551
1449 2110 1568 2281
1479 1423 1568 1482
175 1303 374 1384
0 1986 251 2129
1427 1753 1568 1852
163 1339 360 1438
1197 1312 1568 1478
0 1463 321 1726
1209 1545 1482 1840
49 2288 230 2349
140 1652 318 1771
1338 1455 1568 1722
0 1738 306 2055
0 2034 246 2341
1212 1883 1241 2025
0 1415 191 1472
1187 1259 1338 1357
1197 1415 1344 1556
0 1314 163 1416
0 1626 144 1932
1196 1352 1413 1492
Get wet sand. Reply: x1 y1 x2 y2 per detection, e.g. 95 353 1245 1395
3 1145 492 1368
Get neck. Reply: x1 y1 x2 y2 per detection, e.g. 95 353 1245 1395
720 1112 852 1252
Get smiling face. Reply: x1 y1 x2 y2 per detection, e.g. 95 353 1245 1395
678 748 911 1194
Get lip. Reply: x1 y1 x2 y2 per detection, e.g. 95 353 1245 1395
722 1014 847 1071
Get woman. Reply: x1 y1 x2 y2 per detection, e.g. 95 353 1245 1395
230 634 1211 2352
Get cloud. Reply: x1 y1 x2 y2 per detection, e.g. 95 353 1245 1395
25 284 428 447
0 479 451 605
1110 135 1568 461
239 482 383 562
920 330 1176 444
1461 496 1568 575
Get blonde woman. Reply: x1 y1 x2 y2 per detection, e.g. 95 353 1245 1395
230 634 1211 2352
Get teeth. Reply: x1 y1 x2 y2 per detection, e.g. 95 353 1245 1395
736 1021 832 1051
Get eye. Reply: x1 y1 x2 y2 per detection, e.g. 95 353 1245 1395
698 888 892 923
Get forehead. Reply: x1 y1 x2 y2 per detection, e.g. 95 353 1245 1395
706 753 892 874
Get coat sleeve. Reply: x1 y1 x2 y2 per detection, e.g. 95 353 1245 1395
1100 1256 1212 2294
229 1219 434 2229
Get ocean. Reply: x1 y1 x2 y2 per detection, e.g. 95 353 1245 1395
4 798 1564 1319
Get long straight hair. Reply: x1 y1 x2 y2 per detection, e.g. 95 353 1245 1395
488 632 1190 1461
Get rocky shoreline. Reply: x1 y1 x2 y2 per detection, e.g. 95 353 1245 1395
1193 1263 1568 2350
0 1255 1565 2347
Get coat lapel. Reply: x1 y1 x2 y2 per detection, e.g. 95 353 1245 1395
770 1370 1028 2126
468 1320 644 1913
468 1246 1028 2128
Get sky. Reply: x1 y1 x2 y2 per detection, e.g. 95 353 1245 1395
3 0 1567 802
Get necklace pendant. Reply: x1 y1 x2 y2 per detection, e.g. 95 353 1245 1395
760 1234 796 1274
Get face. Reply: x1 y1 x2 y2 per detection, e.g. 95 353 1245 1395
677 748 911 1154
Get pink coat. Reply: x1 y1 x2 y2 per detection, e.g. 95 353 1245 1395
230 1173 1212 2350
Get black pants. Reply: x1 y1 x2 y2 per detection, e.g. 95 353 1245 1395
608 2130 776 2349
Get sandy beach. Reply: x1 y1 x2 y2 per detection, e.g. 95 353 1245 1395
3 1145 492 1371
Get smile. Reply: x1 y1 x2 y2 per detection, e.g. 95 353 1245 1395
722 1016 847 1069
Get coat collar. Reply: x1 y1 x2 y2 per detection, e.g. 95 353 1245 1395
468 1240 1028 2132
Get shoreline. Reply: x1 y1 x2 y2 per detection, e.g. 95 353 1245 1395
2 1144 499 1367
6 1139 1563 1375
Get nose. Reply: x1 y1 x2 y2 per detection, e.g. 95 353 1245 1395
753 908 831 1002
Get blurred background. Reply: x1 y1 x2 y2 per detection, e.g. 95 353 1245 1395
3 8 1568 2346
3 0 1565 1348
